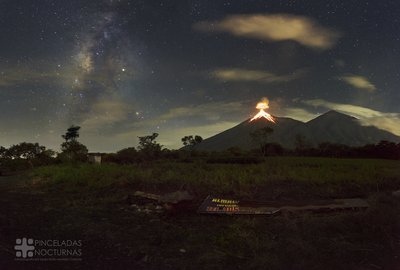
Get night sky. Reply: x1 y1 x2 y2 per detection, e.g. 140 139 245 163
0 0 399 152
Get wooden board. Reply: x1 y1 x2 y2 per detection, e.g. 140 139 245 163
197 195 369 215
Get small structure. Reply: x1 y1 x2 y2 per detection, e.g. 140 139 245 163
88 153 102 164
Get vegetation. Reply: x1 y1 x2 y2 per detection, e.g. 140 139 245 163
1 125 400 269
137 132 163 159
0 142 55 174
1 122 399 178
182 135 203 148
250 127 274 156
32 157 400 199
24 157 400 269
59 125 88 162
62 125 81 142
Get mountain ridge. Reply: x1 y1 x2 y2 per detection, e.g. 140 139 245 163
193 110 400 151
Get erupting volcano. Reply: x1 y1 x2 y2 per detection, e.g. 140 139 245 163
193 110 400 151
250 98 275 123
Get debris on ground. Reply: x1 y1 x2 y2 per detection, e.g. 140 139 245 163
130 203 164 214
128 192 370 215
198 195 369 215
130 190 195 213
133 190 194 204
159 191 194 204
133 191 160 201
392 190 400 197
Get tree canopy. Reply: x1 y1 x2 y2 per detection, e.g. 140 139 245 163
62 125 81 142
60 125 88 162
181 135 203 147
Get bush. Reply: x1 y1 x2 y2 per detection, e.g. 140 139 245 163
0 159 32 174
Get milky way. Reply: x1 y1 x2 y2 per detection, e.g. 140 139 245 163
0 0 399 151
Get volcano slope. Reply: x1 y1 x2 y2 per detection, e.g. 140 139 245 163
194 110 400 151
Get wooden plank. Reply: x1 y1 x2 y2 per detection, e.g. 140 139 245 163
197 195 369 215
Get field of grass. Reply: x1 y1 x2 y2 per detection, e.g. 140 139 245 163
1 157 399 269
32 157 400 199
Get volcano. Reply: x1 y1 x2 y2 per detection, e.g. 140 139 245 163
193 110 400 151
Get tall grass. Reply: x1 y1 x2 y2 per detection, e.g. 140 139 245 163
31 157 400 199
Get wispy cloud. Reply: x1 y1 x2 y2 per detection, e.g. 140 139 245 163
115 100 252 149
195 14 340 50
0 64 133 89
279 107 319 122
211 68 302 83
155 101 249 123
0 67 61 87
80 98 135 132
339 75 376 91
304 99 400 135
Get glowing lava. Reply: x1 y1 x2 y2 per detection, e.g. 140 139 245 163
250 98 275 123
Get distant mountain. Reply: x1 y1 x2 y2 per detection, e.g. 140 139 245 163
194 110 400 151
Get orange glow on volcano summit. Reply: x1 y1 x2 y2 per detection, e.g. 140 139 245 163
250 98 275 123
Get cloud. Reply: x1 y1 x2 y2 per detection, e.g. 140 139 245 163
339 75 376 91
195 14 340 49
157 101 249 122
80 99 135 132
113 100 253 149
279 107 318 122
211 68 302 83
304 99 400 135
0 67 60 87
304 99 381 117
0 64 132 89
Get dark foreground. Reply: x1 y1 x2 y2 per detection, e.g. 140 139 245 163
0 157 400 270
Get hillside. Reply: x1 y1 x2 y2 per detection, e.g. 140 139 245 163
194 110 400 151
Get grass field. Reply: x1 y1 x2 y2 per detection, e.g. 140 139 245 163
1 157 400 269
32 157 400 199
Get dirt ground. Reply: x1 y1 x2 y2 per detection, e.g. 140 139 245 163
0 174 134 269
1 173 399 270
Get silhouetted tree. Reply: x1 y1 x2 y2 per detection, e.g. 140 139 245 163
7 143 46 159
294 134 308 153
138 133 161 151
1 143 55 168
60 125 88 162
62 125 81 142
115 147 138 163
250 127 273 156
263 143 285 156
317 142 356 158
35 149 56 165
138 133 162 159
60 141 88 162
375 140 399 159
0 146 7 159
181 135 203 147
